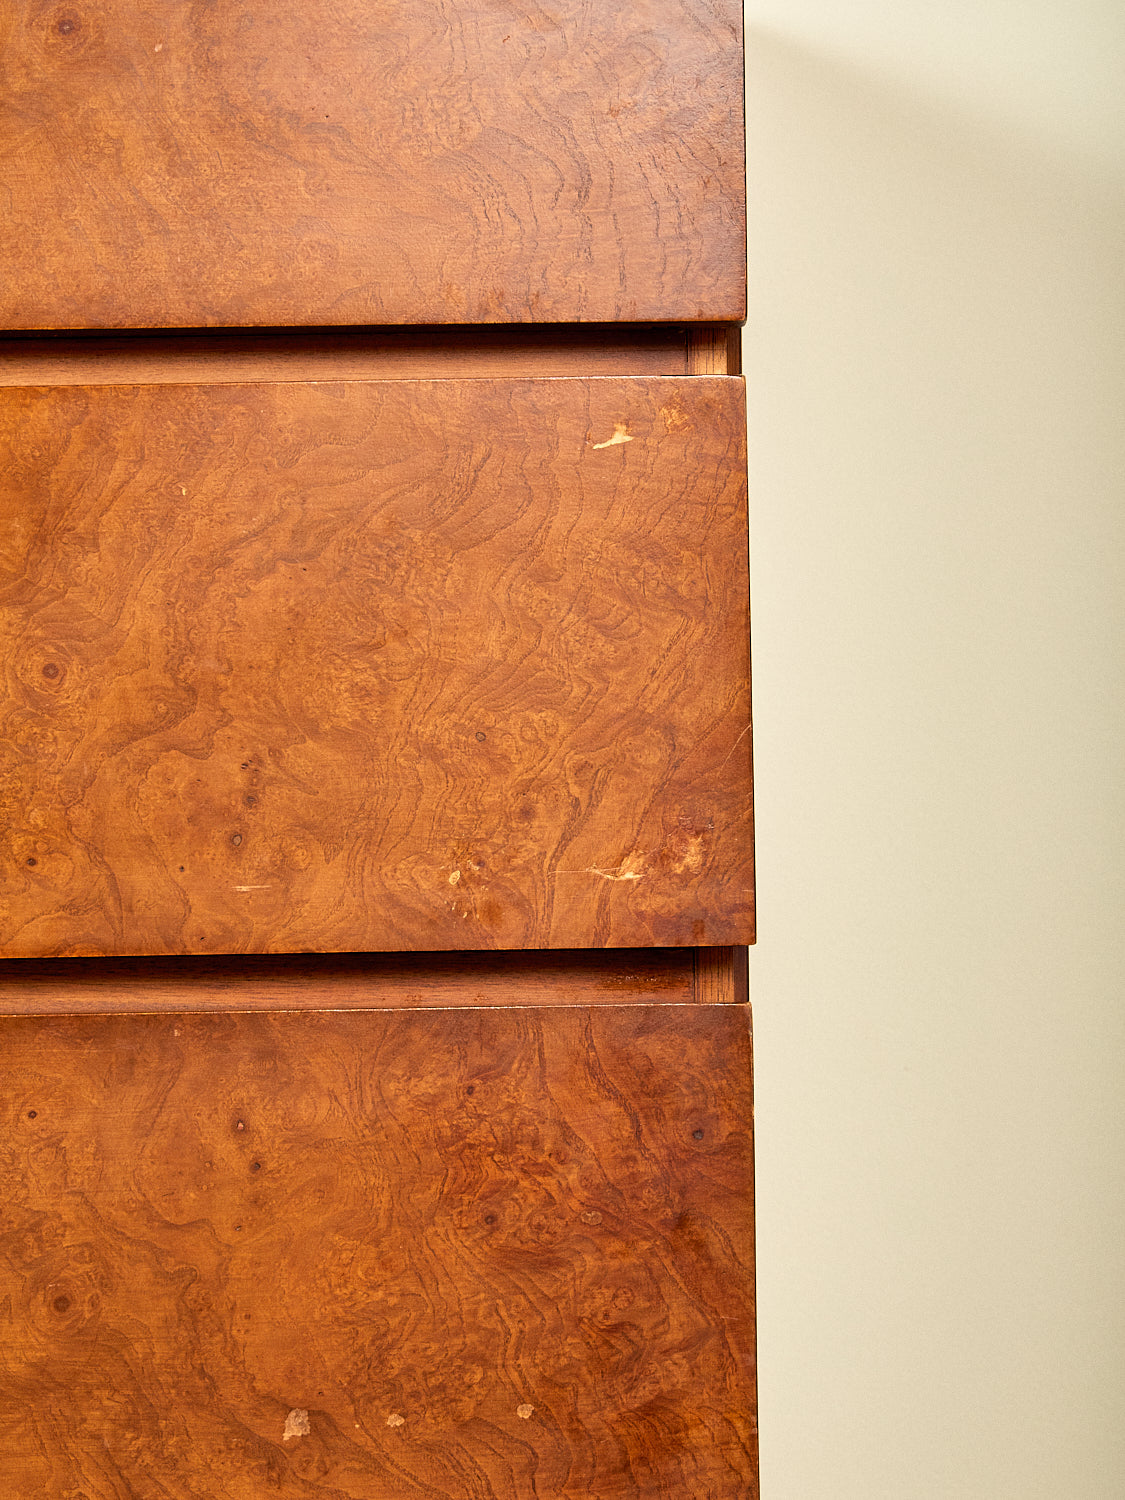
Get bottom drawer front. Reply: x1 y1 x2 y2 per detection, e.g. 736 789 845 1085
1 1004 756 1499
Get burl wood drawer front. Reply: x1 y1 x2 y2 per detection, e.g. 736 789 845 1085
0 376 752 957
0 1003 756 1499
0 0 745 330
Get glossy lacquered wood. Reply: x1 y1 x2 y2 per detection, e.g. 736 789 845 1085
0 1003 757 1499
0 0 745 330
0 376 752 957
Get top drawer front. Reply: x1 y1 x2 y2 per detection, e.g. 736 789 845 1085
1 0 745 329
0 375 751 956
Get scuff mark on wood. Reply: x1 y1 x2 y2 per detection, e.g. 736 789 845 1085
283 1409 310 1441
587 853 646 882
591 422 633 449
671 834 705 874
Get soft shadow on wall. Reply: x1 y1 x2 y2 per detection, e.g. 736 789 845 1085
744 27 1125 1500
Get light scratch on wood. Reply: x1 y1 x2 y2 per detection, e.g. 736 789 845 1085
586 853 646 882
718 723 751 768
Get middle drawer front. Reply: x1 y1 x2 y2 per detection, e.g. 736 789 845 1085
1 376 751 956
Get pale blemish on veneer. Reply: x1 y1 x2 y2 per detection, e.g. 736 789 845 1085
591 421 633 449
586 853 647 882
283 1408 310 1441
671 834 705 874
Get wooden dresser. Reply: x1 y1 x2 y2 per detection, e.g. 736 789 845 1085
0 2 755 1494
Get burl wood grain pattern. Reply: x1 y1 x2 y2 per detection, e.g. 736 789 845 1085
0 0 745 329
0 1004 757 1499
0 376 752 957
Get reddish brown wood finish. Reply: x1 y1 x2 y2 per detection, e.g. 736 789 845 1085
0 0 746 330
0 947 746 1013
0 376 752 957
0 0 757 1483
686 325 743 376
0 947 700 1014
0 326 693 388
0 1003 757 1498
696 944 749 1006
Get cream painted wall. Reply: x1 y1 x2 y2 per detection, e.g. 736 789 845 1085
743 4 1125 1496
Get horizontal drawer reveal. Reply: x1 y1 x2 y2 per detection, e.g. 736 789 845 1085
0 376 752 956
0 947 744 1014
0 326 694 388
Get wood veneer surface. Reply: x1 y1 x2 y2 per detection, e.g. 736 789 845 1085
0 1003 757 1498
0 376 752 957
0 0 746 329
